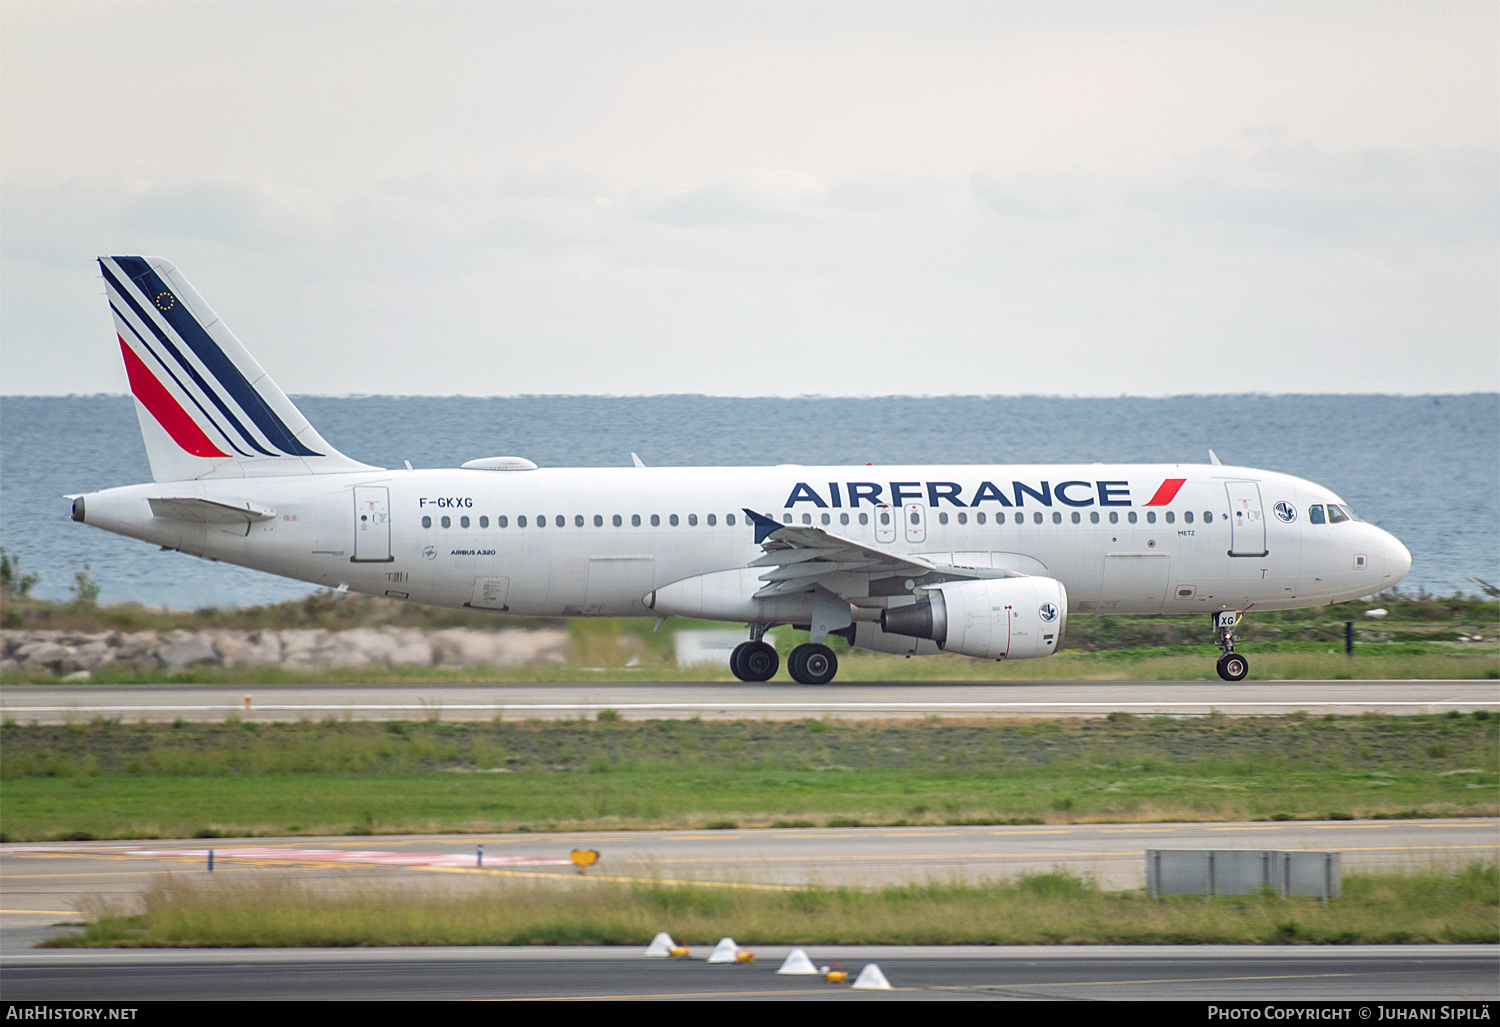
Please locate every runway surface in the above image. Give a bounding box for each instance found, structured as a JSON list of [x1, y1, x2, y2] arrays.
[[3, 679, 1496, 723], [3, 945, 1496, 1000], [4, 820, 1494, 929]]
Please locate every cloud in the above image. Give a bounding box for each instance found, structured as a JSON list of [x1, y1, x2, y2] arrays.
[[643, 169, 823, 228], [1139, 138, 1499, 244]]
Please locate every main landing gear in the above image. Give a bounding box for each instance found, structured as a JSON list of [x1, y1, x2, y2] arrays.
[[1213, 611, 1249, 681], [729, 625, 840, 684]]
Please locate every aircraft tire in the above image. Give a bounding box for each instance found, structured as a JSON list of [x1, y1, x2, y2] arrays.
[[740, 641, 779, 682], [729, 642, 753, 682], [1216, 653, 1249, 681], [788, 643, 838, 685]]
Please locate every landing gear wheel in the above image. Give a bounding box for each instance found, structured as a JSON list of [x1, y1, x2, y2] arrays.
[[738, 641, 779, 682], [729, 642, 752, 682], [788, 643, 838, 685], [1217, 653, 1249, 681]]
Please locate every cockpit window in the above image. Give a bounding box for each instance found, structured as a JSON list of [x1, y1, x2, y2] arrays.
[[1326, 504, 1349, 524], [1309, 505, 1325, 525]]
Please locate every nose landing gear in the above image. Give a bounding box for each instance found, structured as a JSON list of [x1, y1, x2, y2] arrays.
[[1213, 611, 1249, 681]]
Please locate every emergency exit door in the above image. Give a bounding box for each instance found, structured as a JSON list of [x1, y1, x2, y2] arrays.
[[352, 486, 393, 562]]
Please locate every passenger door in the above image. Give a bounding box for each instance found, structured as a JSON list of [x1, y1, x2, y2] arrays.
[[352, 486, 393, 562], [1225, 482, 1268, 557]]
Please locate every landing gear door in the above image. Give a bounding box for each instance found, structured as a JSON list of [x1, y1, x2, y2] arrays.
[[1225, 482, 1268, 557], [352, 486, 393, 562]]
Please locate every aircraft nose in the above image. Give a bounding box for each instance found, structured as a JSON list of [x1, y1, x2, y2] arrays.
[[1384, 531, 1412, 587]]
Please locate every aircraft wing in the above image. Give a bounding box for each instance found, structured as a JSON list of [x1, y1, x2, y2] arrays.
[[741, 508, 1020, 600]]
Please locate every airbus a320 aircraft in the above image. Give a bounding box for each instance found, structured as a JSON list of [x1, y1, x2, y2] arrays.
[[71, 257, 1412, 683]]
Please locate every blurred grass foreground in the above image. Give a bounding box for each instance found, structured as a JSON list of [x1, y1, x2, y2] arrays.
[[55, 864, 1499, 948]]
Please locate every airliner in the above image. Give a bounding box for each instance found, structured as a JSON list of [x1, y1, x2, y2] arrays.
[[70, 257, 1412, 684]]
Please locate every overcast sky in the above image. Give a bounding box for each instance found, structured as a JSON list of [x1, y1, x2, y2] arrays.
[[2, 1, 1495, 397]]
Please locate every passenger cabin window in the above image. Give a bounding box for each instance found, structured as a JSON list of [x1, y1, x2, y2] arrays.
[[441, 516, 451, 528], [783, 514, 793, 524], [706, 514, 716, 526], [669, 514, 679, 527], [802, 513, 812, 524], [858, 513, 868, 525], [1184, 512, 1193, 524], [839, 513, 849, 526], [1145, 512, 1156, 524], [479, 516, 489, 528], [1203, 511, 1212, 523], [1033, 512, 1043, 524], [460, 516, 470, 528], [1127, 512, 1137, 524], [1164, 512, 1174, 524], [498, 516, 508, 528], [631, 515, 641, 527], [688, 514, 697, 526], [422, 515, 432, 528], [821, 513, 830, 525], [1109, 511, 1118, 524], [1051, 512, 1062, 524], [536, 515, 545, 528], [1090, 512, 1099, 524], [938, 512, 949, 525], [1327, 504, 1349, 524], [555, 515, 564, 528], [575, 515, 584, 527], [594, 515, 604, 527], [726, 514, 736, 526], [613, 514, 623, 527], [1070, 512, 1080, 524]]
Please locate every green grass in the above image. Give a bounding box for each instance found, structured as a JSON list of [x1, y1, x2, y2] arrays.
[[52, 865, 1500, 947], [3, 714, 1494, 840]]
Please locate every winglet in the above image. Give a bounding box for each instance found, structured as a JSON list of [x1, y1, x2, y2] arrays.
[[743, 508, 783, 545]]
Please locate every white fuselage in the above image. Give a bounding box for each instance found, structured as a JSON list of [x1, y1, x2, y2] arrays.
[[77, 461, 1411, 624]]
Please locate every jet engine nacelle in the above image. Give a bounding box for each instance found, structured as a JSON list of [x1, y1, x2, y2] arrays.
[[879, 576, 1067, 660]]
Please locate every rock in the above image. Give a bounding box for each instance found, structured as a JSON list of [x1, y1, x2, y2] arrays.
[[61, 670, 92, 682], [219, 631, 282, 668], [158, 632, 221, 670]]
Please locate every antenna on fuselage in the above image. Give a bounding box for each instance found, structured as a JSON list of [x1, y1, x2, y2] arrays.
[[631, 453, 646, 468], [1208, 449, 1222, 466]]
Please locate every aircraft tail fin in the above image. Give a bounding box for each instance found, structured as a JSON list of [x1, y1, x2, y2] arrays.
[[99, 256, 378, 482]]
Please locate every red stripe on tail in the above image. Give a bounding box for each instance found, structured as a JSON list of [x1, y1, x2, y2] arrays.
[[118, 336, 228, 458], [1143, 478, 1186, 506]]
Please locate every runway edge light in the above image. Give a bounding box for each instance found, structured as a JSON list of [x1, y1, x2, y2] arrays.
[[706, 937, 739, 963], [777, 949, 818, 975], [851, 964, 892, 990], [644, 932, 675, 957]]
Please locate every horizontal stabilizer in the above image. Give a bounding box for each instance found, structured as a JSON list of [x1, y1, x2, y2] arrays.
[[149, 497, 276, 524]]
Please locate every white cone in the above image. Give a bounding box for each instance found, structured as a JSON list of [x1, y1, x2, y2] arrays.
[[777, 948, 818, 975], [851, 963, 892, 990], [644, 931, 675, 957], [706, 937, 739, 963]]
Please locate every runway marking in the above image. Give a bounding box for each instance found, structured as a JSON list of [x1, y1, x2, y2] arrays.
[[3, 846, 576, 869], [932, 972, 1357, 990], [6, 700, 1497, 716], [505, 986, 917, 1000], [621, 850, 1142, 864]]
